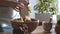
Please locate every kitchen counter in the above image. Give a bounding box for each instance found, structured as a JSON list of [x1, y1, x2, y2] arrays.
[[31, 26, 56, 34], [0, 26, 56, 34]]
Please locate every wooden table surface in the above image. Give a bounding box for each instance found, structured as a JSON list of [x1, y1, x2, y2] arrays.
[[0, 26, 56, 34]]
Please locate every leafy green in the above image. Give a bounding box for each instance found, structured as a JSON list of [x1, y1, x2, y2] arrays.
[[34, 0, 58, 15]]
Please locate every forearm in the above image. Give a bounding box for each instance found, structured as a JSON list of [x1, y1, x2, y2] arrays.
[[0, 0, 17, 8]]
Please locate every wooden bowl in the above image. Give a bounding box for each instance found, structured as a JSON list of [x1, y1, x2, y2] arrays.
[[11, 18, 39, 33]]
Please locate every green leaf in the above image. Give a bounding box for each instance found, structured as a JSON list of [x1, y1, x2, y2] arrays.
[[34, 0, 58, 14]]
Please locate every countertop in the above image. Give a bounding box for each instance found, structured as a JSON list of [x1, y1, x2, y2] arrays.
[[0, 26, 56, 34]]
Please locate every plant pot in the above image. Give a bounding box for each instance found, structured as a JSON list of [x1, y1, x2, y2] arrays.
[[11, 18, 39, 34], [55, 24, 60, 34], [42, 21, 52, 32], [35, 13, 51, 25]]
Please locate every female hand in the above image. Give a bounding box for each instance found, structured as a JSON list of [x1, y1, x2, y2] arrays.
[[14, 1, 29, 12], [14, 2, 25, 12]]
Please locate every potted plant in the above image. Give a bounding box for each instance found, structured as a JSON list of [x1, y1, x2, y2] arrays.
[[34, 0, 58, 22], [34, 0, 58, 32], [55, 19, 60, 34]]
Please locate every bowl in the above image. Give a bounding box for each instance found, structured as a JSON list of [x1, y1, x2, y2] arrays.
[[55, 24, 60, 34], [11, 18, 39, 33]]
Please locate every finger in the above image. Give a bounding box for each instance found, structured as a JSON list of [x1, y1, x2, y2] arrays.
[[20, 3, 25, 7], [17, 3, 25, 9], [15, 8, 20, 12], [15, 6, 22, 12]]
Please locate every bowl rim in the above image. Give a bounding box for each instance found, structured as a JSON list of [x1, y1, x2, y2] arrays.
[[11, 18, 39, 23]]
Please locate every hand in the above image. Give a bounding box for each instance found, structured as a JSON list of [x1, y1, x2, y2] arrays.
[[12, 2, 29, 12], [14, 2, 25, 12], [14, 0, 29, 12]]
